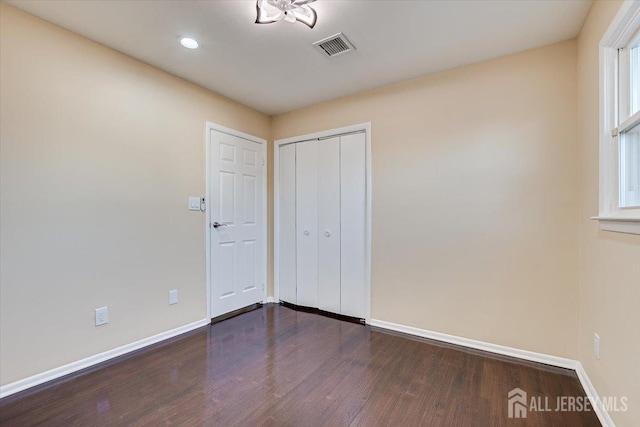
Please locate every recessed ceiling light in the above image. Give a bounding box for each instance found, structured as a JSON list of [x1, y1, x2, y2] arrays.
[[179, 37, 199, 49]]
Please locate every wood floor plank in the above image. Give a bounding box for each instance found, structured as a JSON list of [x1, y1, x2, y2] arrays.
[[0, 305, 601, 426]]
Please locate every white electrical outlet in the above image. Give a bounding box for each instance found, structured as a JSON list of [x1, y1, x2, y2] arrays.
[[594, 333, 600, 359], [169, 290, 178, 305], [95, 307, 109, 326]]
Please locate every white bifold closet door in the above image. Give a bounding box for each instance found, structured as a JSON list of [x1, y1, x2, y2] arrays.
[[317, 137, 341, 314], [278, 143, 297, 304], [295, 141, 319, 308], [278, 132, 366, 319], [339, 133, 366, 318]]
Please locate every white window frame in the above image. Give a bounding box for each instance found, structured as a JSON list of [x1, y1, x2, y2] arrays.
[[595, 0, 640, 234]]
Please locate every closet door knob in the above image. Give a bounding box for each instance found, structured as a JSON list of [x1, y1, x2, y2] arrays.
[[304, 230, 310, 236], [325, 231, 331, 237]]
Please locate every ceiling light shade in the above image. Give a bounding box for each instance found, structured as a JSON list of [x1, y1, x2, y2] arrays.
[[179, 37, 199, 49], [255, 0, 317, 28]]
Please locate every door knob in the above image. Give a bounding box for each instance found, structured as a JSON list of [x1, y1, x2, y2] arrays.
[[212, 222, 227, 229], [325, 231, 331, 237], [304, 230, 310, 236]]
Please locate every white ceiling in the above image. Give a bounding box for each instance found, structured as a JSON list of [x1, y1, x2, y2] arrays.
[[8, 0, 592, 115]]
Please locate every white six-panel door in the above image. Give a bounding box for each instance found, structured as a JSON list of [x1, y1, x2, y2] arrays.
[[277, 132, 367, 319], [210, 129, 264, 318]]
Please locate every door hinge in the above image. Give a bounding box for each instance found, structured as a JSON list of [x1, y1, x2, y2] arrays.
[[262, 157, 265, 166], [611, 128, 619, 137]]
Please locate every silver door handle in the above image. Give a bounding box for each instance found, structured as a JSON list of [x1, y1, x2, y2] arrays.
[[212, 222, 227, 229], [325, 231, 331, 237]]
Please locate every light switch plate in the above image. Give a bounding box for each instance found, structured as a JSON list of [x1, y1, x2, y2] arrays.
[[169, 290, 178, 305], [188, 197, 200, 211]]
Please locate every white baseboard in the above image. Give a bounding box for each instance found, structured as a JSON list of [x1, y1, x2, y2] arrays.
[[265, 297, 277, 303], [369, 318, 614, 426], [0, 318, 209, 399], [575, 362, 616, 427], [369, 319, 578, 369]]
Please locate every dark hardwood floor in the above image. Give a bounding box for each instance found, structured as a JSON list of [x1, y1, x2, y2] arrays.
[[0, 305, 600, 426]]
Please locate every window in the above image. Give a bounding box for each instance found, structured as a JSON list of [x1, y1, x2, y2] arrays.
[[597, 1, 640, 234], [618, 35, 640, 208], [620, 120, 639, 208]]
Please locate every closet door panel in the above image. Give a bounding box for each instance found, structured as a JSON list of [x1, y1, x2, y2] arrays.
[[318, 137, 341, 314], [340, 133, 367, 318], [278, 144, 297, 304], [296, 140, 319, 308]]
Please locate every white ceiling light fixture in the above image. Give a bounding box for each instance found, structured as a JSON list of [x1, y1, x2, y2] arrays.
[[179, 37, 199, 49], [255, 0, 318, 29]]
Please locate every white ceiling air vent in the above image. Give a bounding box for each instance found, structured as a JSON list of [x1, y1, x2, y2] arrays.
[[313, 33, 355, 58]]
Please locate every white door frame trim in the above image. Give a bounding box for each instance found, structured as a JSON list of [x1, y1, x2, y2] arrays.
[[205, 122, 268, 320], [274, 122, 372, 323]]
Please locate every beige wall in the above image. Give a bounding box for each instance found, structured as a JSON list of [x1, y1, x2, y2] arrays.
[[273, 40, 580, 358], [577, 1, 640, 425], [0, 3, 270, 385], [4, 2, 638, 416]]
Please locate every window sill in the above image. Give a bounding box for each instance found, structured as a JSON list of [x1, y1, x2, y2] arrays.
[[591, 217, 640, 235]]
